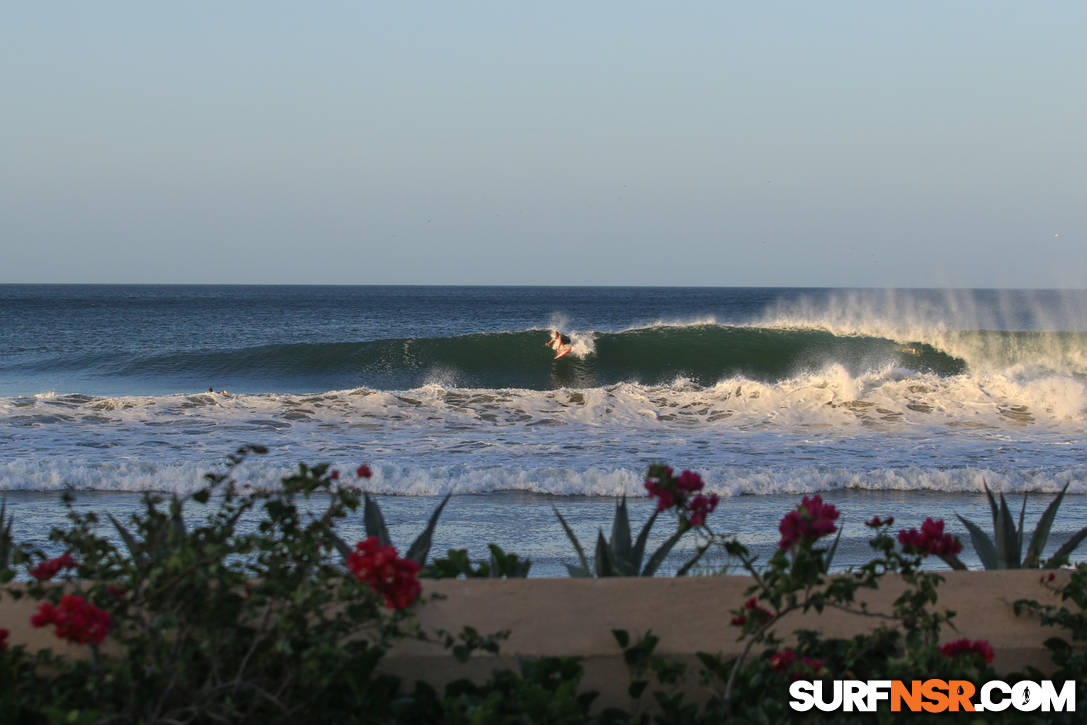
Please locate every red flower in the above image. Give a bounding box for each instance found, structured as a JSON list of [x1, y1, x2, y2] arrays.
[[330, 469, 340, 480], [865, 515, 894, 528], [30, 553, 78, 581], [898, 518, 962, 557], [675, 470, 704, 493], [940, 638, 994, 664], [356, 465, 372, 478], [778, 496, 839, 550], [31, 595, 112, 645], [347, 537, 421, 610], [0, 628, 8, 652], [769, 649, 823, 680], [645, 465, 712, 515], [731, 596, 775, 628], [105, 585, 127, 600], [686, 493, 719, 526], [770, 649, 797, 671]]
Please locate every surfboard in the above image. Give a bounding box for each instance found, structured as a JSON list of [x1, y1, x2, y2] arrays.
[[554, 346, 572, 360]]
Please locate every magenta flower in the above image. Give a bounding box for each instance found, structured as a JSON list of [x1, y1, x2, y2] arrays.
[[898, 518, 962, 557], [940, 638, 994, 664], [778, 495, 839, 550]]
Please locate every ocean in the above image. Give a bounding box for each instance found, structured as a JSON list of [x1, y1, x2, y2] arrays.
[[2, 285, 1086, 575]]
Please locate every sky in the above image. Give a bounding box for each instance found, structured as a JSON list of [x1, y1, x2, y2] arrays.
[[3, 2, 1085, 287]]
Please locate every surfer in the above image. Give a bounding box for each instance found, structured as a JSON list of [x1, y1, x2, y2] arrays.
[[546, 330, 573, 359]]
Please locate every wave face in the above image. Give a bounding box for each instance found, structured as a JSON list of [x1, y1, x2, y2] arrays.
[[14, 325, 974, 391], [2, 285, 1085, 497]]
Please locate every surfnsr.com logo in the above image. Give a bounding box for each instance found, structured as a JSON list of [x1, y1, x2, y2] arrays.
[[789, 679, 1076, 713]]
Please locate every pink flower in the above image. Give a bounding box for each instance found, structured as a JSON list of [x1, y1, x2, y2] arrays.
[[356, 465, 372, 478], [347, 537, 422, 610], [770, 649, 797, 671], [0, 628, 8, 652], [865, 515, 894, 528], [31, 595, 112, 645], [898, 518, 962, 557], [330, 469, 340, 480], [675, 470, 704, 493], [940, 638, 994, 664], [731, 596, 774, 628], [686, 493, 719, 526], [778, 496, 839, 550], [644, 465, 713, 515], [30, 553, 78, 581]]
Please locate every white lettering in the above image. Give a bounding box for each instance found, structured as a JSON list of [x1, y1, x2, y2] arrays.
[[789, 680, 816, 712], [981, 681, 1011, 712]]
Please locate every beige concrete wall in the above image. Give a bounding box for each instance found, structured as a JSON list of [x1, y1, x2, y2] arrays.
[[2, 571, 1070, 708], [382, 572, 1070, 708]]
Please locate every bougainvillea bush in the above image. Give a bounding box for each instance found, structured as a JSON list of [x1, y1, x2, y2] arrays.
[[0, 447, 469, 724], [0, 455, 1083, 724]]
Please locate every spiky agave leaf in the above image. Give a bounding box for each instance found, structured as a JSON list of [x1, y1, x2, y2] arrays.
[[610, 497, 633, 575], [630, 509, 660, 574], [957, 514, 1000, 569], [594, 529, 615, 577], [405, 493, 452, 565], [108, 512, 149, 568], [554, 507, 591, 577], [641, 527, 685, 577], [1025, 483, 1070, 568], [363, 493, 392, 547], [1046, 526, 1087, 568], [994, 492, 1020, 568]]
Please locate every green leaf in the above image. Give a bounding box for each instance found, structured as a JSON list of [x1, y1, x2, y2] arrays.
[[554, 507, 591, 576], [1046, 525, 1087, 568], [957, 514, 999, 569], [612, 629, 629, 648], [631, 508, 659, 573], [321, 522, 353, 560], [610, 496, 633, 575], [363, 494, 392, 547], [594, 529, 615, 577], [939, 553, 969, 570], [822, 526, 843, 574], [995, 492, 1021, 567], [1025, 483, 1069, 568], [405, 493, 451, 565], [107, 513, 147, 567], [676, 542, 709, 577], [983, 480, 999, 531], [642, 527, 684, 577]]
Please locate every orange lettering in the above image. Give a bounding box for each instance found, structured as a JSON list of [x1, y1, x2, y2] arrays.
[[922, 679, 949, 713], [891, 680, 923, 712], [947, 680, 975, 712]]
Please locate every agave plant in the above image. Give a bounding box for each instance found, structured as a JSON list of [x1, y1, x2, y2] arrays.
[[950, 482, 1087, 570], [554, 496, 703, 577], [326, 492, 451, 567]]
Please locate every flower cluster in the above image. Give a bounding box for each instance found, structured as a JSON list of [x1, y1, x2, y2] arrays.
[[0, 628, 8, 652], [643, 466, 719, 525], [30, 553, 78, 581], [898, 518, 962, 557], [940, 638, 994, 664], [346, 537, 421, 610], [730, 596, 775, 628], [331, 464, 373, 481], [769, 649, 824, 680], [778, 495, 839, 550], [865, 515, 894, 528], [30, 595, 113, 646]]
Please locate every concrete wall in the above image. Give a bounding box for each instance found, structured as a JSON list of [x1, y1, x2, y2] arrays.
[[2, 571, 1070, 708]]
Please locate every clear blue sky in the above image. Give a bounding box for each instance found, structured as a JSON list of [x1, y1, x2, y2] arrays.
[[3, 2, 1085, 286]]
